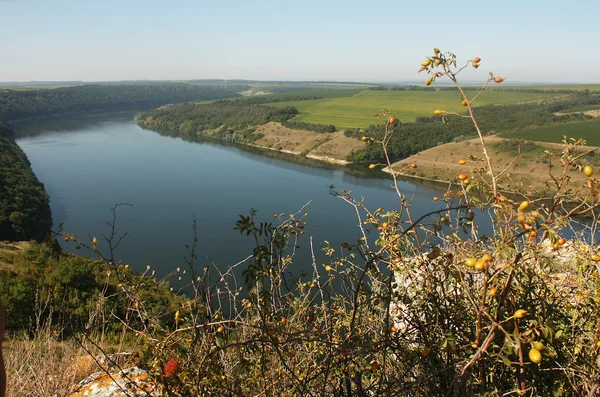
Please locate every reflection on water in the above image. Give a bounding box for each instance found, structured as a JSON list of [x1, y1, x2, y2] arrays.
[[9, 111, 138, 138]]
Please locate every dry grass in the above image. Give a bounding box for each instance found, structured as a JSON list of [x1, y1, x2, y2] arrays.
[[251, 122, 364, 164], [389, 136, 596, 194], [4, 328, 85, 396]]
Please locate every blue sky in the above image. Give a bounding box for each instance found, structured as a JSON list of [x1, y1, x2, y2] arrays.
[[1, 0, 598, 83]]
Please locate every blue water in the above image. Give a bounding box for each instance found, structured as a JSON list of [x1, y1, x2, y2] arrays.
[[15, 114, 448, 279]]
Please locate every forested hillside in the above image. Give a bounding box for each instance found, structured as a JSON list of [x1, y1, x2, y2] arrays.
[[136, 101, 299, 138], [0, 120, 52, 241], [0, 83, 239, 121]]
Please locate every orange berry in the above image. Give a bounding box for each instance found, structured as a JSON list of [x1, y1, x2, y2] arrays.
[[433, 196, 439, 201], [473, 57, 481, 63], [411, 163, 417, 169], [458, 159, 467, 165], [433, 109, 442, 116], [425, 79, 432, 86], [494, 77, 504, 83], [458, 173, 468, 181], [461, 100, 468, 106], [421, 60, 431, 67]]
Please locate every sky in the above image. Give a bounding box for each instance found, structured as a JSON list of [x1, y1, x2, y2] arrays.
[[1, 0, 599, 83]]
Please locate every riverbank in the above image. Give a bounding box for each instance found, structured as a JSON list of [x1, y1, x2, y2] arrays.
[[138, 118, 365, 166]]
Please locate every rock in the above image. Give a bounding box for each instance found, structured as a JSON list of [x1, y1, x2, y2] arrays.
[[69, 352, 140, 383], [70, 366, 164, 397]]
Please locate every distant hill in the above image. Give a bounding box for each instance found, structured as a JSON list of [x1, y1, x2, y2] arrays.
[[0, 83, 240, 122]]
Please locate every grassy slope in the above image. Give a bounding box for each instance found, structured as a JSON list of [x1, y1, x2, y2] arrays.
[[269, 90, 560, 129], [250, 122, 365, 163], [388, 136, 599, 194], [499, 119, 600, 146]]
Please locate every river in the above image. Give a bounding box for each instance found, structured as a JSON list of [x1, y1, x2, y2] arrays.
[[14, 113, 448, 280]]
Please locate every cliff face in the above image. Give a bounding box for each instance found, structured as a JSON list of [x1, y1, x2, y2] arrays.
[[0, 120, 52, 241]]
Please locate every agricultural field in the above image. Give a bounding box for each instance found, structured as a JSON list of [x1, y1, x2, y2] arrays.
[[269, 89, 562, 129], [515, 84, 600, 91], [499, 119, 600, 146], [243, 81, 374, 94]]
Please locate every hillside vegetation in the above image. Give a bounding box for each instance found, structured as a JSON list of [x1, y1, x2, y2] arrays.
[[0, 83, 239, 122], [0, 121, 52, 241], [136, 100, 300, 142], [0, 240, 181, 334]]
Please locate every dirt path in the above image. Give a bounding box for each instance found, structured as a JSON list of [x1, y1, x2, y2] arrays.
[[352, 90, 367, 97], [555, 109, 600, 117]]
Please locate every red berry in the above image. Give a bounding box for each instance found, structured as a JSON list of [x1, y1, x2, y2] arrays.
[[164, 359, 179, 377]]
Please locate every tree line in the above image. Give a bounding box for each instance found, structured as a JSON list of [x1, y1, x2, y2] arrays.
[[0, 83, 239, 121]]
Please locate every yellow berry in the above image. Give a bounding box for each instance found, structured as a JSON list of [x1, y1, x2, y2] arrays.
[[514, 309, 528, 319]]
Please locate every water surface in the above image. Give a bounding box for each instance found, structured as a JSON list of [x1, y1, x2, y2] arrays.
[[15, 114, 447, 279]]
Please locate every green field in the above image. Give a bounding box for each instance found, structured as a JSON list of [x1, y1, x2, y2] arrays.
[[514, 84, 600, 91], [269, 90, 560, 129], [499, 119, 600, 146]]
